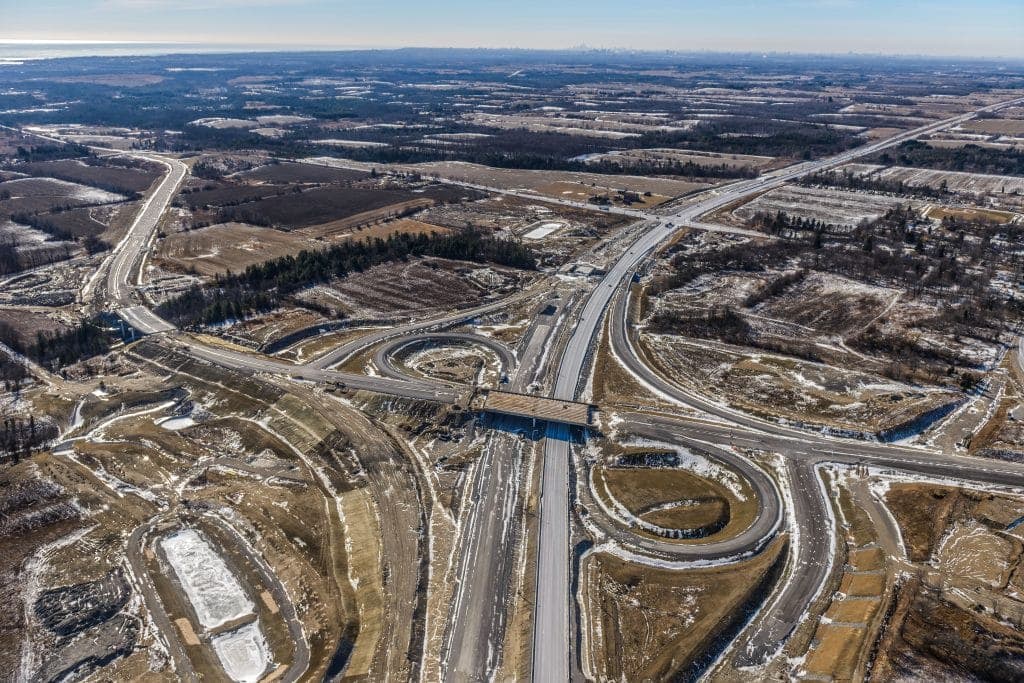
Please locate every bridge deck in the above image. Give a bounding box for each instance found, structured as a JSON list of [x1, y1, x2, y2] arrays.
[[480, 389, 593, 427]]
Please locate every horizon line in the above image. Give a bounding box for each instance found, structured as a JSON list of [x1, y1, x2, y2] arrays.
[[1, 41, 1022, 63]]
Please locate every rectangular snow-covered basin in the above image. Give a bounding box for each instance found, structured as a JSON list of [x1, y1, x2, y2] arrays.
[[212, 622, 272, 682], [523, 222, 563, 240], [160, 528, 255, 630]]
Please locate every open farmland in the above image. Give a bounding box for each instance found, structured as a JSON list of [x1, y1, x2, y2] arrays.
[[155, 221, 324, 277], [234, 161, 369, 184], [191, 184, 469, 230], [409, 160, 710, 199], [962, 117, 1024, 136], [11, 157, 160, 194], [155, 217, 453, 278]]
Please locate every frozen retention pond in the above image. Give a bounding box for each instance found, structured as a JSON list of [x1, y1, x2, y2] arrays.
[[160, 528, 272, 681], [524, 222, 563, 240], [213, 622, 272, 683]]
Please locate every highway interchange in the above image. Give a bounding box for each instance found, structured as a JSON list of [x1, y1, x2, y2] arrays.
[[49, 92, 1024, 680]]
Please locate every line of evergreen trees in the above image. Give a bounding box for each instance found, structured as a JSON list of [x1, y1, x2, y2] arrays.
[[874, 140, 1024, 178], [2, 416, 39, 463], [0, 318, 114, 372], [30, 319, 115, 370], [797, 170, 950, 199], [14, 144, 91, 162], [157, 228, 537, 328]]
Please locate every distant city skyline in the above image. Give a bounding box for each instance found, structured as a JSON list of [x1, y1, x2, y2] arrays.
[[1, 0, 1022, 60]]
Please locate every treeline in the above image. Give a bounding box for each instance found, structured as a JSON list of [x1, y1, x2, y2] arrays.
[[748, 210, 845, 237], [652, 240, 803, 295], [649, 307, 752, 343], [1, 416, 41, 463], [0, 322, 29, 390], [582, 158, 758, 180], [30, 319, 114, 369], [14, 144, 91, 162], [0, 318, 114, 371], [874, 140, 1024, 178], [157, 228, 537, 327], [743, 270, 807, 308], [797, 170, 950, 199], [0, 235, 74, 276]]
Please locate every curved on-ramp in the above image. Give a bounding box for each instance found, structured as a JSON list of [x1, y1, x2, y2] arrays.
[[372, 332, 516, 383], [580, 434, 783, 563]]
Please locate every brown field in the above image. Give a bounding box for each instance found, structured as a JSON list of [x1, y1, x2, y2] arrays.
[[884, 484, 959, 562], [595, 464, 758, 542], [848, 546, 885, 571], [925, 205, 1017, 223], [15, 158, 160, 194], [839, 572, 886, 597], [825, 598, 879, 623], [533, 180, 671, 207], [0, 308, 67, 344], [962, 118, 1024, 136], [157, 216, 452, 278], [156, 222, 321, 276], [296, 202, 441, 239], [410, 160, 710, 199], [235, 161, 368, 184], [864, 126, 906, 140], [20, 204, 120, 239], [582, 539, 786, 681], [177, 182, 287, 209], [802, 625, 867, 678]]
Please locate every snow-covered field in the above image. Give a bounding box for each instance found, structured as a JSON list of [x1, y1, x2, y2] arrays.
[[314, 138, 389, 148], [523, 222, 564, 240], [3, 176, 125, 204], [212, 622, 272, 683], [160, 528, 255, 629], [733, 184, 914, 227], [839, 163, 1024, 195]]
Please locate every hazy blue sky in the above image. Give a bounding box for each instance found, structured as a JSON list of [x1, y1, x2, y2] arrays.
[[2, 0, 1022, 58]]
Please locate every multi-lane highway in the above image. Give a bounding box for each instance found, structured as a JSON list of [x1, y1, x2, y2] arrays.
[[80, 155, 188, 310], [530, 94, 1024, 682], [47, 92, 1024, 682]]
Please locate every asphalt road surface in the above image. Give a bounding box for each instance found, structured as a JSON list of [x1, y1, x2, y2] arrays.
[[373, 332, 516, 383], [442, 300, 560, 681], [94, 155, 188, 309]]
